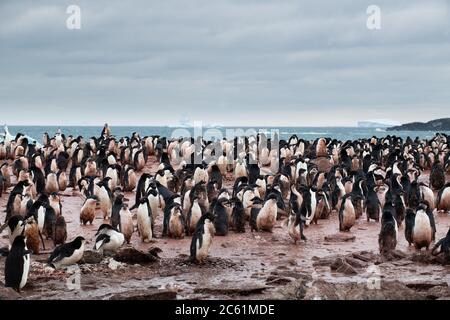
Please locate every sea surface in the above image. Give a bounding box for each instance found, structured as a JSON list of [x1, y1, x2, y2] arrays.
[[2, 125, 450, 144]]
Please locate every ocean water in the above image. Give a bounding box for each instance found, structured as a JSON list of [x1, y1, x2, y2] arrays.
[[3, 125, 450, 144]]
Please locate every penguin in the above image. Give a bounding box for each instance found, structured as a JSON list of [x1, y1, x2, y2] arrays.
[[111, 193, 125, 229], [119, 203, 134, 244], [287, 210, 307, 245], [436, 182, 450, 213], [429, 160, 445, 190], [19, 193, 33, 218], [57, 170, 68, 192], [97, 180, 113, 220], [42, 204, 57, 240], [365, 186, 381, 222], [123, 166, 137, 192], [6, 216, 26, 249], [94, 224, 125, 253], [378, 202, 398, 255], [432, 227, 450, 263], [80, 196, 97, 225], [213, 197, 230, 236], [190, 211, 216, 264], [230, 197, 245, 233], [49, 193, 62, 217], [48, 236, 85, 269], [136, 197, 153, 243], [24, 217, 41, 255], [339, 194, 356, 232], [4, 235, 31, 292], [5, 180, 30, 222], [252, 193, 278, 232], [163, 202, 185, 239], [412, 203, 434, 250], [404, 208, 415, 246], [45, 171, 59, 194], [187, 197, 205, 235], [53, 214, 67, 247], [316, 138, 328, 157]]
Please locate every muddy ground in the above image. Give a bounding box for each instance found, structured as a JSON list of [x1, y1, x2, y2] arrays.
[[0, 157, 449, 300]]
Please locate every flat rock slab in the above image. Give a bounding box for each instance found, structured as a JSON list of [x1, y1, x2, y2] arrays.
[[324, 233, 356, 243], [113, 246, 161, 264], [0, 284, 22, 300], [109, 289, 177, 300], [194, 284, 269, 296]]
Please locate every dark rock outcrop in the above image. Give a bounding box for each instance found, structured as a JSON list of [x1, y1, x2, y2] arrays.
[[387, 118, 450, 131]]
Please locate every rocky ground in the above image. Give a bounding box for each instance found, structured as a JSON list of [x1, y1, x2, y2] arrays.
[[0, 157, 449, 300]]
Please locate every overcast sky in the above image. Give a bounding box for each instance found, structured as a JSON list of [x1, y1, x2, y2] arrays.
[[1, 0, 449, 126]]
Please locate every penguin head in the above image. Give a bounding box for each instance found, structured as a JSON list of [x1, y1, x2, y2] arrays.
[[73, 236, 85, 248], [8, 216, 24, 233]]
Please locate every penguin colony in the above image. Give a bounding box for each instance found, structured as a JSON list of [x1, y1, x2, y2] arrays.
[[0, 125, 450, 292]]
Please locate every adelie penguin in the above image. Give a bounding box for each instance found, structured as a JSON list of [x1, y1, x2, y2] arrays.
[[163, 203, 185, 239], [339, 194, 356, 232], [48, 236, 85, 269], [250, 193, 278, 232], [432, 227, 450, 264], [4, 235, 31, 292], [436, 182, 450, 213], [119, 203, 134, 244], [378, 201, 398, 255], [80, 196, 98, 225], [53, 214, 67, 247], [136, 197, 153, 243], [230, 197, 245, 233], [404, 208, 415, 246], [429, 160, 445, 191], [212, 197, 230, 236], [412, 203, 435, 250], [94, 224, 125, 253], [190, 211, 216, 264]]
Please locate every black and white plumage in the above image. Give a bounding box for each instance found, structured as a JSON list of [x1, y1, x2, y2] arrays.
[[378, 202, 398, 255], [4, 235, 31, 292], [190, 212, 216, 263], [48, 236, 85, 269], [94, 224, 124, 253]]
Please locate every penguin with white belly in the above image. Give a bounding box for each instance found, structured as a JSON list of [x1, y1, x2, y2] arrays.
[[94, 224, 125, 253], [339, 194, 356, 232], [190, 211, 216, 264], [48, 236, 85, 269], [119, 203, 134, 244], [4, 235, 31, 292], [136, 197, 153, 243], [412, 202, 435, 250]]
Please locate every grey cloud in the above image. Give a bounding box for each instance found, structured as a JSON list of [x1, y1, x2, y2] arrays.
[[0, 0, 449, 126]]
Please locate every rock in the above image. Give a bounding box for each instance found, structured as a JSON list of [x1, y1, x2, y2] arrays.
[[345, 257, 368, 269], [425, 286, 450, 300], [108, 258, 125, 270], [82, 250, 103, 264], [109, 289, 177, 300], [0, 285, 22, 300], [194, 284, 269, 296], [265, 276, 293, 286], [405, 280, 448, 291], [277, 279, 425, 300], [330, 258, 358, 275], [113, 246, 161, 264], [312, 255, 341, 267], [270, 270, 313, 282], [352, 251, 378, 262], [324, 233, 356, 243]]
